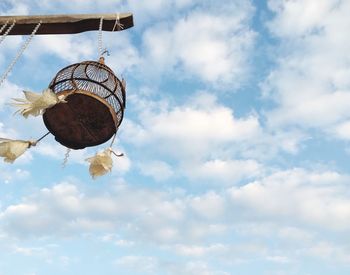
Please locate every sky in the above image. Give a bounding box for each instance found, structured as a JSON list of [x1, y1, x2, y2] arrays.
[[0, 0, 350, 274]]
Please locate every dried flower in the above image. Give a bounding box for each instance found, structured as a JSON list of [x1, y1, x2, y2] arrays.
[[0, 138, 34, 163], [11, 88, 67, 118], [86, 148, 113, 179]]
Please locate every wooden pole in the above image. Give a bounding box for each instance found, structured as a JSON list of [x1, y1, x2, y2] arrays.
[[0, 13, 133, 35]]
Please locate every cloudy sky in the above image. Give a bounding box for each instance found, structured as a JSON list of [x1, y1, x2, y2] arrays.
[[1, 0, 350, 274]]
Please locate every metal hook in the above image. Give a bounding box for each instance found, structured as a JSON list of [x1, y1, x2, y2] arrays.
[[101, 49, 110, 57]]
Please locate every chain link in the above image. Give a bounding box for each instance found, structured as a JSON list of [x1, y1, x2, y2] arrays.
[[0, 20, 9, 35], [0, 21, 42, 87], [62, 148, 71, 168], [0, 20, 16, 46], [98, 17, 104, 57]]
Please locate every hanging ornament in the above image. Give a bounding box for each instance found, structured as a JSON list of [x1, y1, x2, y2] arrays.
[[0, 14, 133, 177], [11, 89, 67, 118], [86, 148, 113, 179], [0, 138, 35, 163], [0, 132, 50, 163], [86, 147, 124, 179]]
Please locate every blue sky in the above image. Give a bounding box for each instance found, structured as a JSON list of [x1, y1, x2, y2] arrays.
[[1, 0, 350, 274]]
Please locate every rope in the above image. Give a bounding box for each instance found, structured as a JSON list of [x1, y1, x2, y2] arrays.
[[28, 131, 50, 147], [0, 20, 9, 35], [112, 14, 124, 31], [0, 20, 16, 45], [109, 133, 117, 147], [109, 134, 124, 157], [0, 21, 41, 87]]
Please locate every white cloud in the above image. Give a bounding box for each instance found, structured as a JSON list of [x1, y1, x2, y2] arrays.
[[138, 160, 174, 181], [333, 121, 350, 140], [1, 168, 350, 267], [300, 241, 350, 264], [122, 91, 306, 180], [0, 182, 186, 239], [230, 168, 350, 231], [267, 0, 339, 37], [111, 153, 131, 174], [266, 255, 290, 264], [122, 92, 261, 159], [13, 245, 48, 257], [115, 239, 135, 247], [189, 191, 225, 219], [1, 0, 123, 14], [0, 81, 22, 110], [170, 261, 230, 275], [115, 255, 158, 274], [264, 0, 350, 134], [0, 1, 29, 15], [174, 243, 228, 257], [104, 33, 140, 73], [186, 159, 262, 184], [0, 167, 30, 184], [3, 168, 348, 240], [277, 227, 314, 243], [0, 122, 18, 139], [115, 255, 230, 275], [28, 35, 95, 63], [140, 3, 255, 86]]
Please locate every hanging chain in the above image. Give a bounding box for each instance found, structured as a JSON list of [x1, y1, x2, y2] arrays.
[[0, 20, 9, 35], [98, 17, 104, 57], [0, 21, 42, 87], [62, 148, 71, 168], [0, 20, 16, 45]]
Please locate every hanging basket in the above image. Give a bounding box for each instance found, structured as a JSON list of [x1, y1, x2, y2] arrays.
[[43, 59, 126, 149]]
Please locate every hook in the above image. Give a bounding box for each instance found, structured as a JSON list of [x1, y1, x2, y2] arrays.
[[101, 49, 110, 57]]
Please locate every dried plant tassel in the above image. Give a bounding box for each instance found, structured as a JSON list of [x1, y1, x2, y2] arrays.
[[0, 138, 34, 163], [86, 148, 113, 179], [11, 88, 67, 118]]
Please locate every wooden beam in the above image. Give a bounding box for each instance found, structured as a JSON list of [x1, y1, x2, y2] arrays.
[[0, 13, 134, 35]]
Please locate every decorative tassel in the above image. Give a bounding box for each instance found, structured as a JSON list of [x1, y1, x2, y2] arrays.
[[0, 138, 36, 163], [86, 148, 124, 179], [11, 88, 67, 118], [86, 148, 113, 179]]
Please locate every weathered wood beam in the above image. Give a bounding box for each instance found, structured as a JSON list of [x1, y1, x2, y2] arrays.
[[0, 13, 133, 35]]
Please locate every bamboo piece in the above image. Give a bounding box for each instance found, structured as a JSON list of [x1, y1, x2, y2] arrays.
[[0, 13, 133, 35]]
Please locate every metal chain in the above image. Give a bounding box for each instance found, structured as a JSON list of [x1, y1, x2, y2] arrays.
[[62, 148, 71, 168], [0, 20, 16, 45], [98, 17, 104, 57], [0, 20, 9, 35], [0, 21, 42, 87]]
